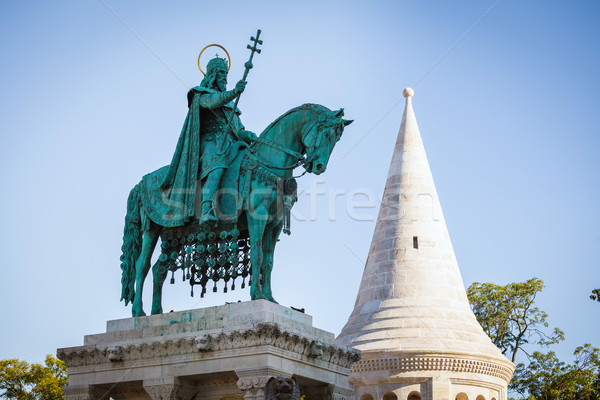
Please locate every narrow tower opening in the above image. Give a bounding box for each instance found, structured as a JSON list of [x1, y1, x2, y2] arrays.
[[413, 236, 418, 249]]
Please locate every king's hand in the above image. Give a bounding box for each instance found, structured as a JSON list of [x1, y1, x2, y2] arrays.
[[234, 80, 247, 95], [239, 130, 258, 143]]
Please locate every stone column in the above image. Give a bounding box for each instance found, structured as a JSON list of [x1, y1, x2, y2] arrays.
[[430, 376, 451, 400], [143, 377, 196, 400], [236, 368, 289, 400], [62, 385, 101, 400], [304, 384, 354, 400], [328, 385, 354, 400]]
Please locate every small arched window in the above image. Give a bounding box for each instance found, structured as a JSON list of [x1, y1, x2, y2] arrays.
[[476, 395, 485, 400], [360, 394, 374, 400], [407, 391, 422, 400], [383, 393, 398, 400], [456, 393, 468, 400]]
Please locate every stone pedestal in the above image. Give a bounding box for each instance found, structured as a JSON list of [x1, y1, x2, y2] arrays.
[[58, 300, 359, 400]]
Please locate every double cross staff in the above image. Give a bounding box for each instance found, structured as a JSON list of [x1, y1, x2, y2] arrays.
[[233, 29, 262, 112], [219, 29, 262, 155]]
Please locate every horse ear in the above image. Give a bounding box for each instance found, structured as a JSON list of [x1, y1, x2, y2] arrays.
[[343, 119, 353, 126], [334, 108, 345, 117]]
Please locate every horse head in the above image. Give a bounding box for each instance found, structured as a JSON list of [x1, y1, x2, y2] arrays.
[[303, 108, 353, 174]]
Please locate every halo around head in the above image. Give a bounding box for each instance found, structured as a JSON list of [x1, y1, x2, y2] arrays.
[[198, 44, 231, 76]]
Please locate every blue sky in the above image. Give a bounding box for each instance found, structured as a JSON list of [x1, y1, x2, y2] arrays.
[[0, 0, 598, 369]]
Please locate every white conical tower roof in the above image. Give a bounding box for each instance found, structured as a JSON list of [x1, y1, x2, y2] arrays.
[[337, 89, 513, 400]]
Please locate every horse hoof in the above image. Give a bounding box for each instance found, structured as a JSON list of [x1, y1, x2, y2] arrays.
[[151, 307, 163, 315], [263, 291, 277, 303], [132, 309, 146, 317], [264, 293, 278, 303], [250, 289, 266, 300]]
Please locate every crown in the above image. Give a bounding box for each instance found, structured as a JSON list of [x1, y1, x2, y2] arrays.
[[206, 57, 229, 73]]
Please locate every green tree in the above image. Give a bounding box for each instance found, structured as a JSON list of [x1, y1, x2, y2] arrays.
[[467, 277, 565, 363], [0, 355, 68, 400], [591, 289, 600, 303], [510, 344, 600, 400]]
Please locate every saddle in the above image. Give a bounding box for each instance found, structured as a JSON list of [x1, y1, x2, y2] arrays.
[[138, 148, 297, 298]]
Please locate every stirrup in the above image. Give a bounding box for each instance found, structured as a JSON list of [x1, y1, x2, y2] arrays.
[[199, 201, 218, 226]]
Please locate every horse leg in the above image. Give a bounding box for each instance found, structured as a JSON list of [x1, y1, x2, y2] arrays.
[[247, 189, 274, 300], [247, 213, 268, 300], [151, 260, 167, 315], [131, 227, 160, 317], [261, 220, 283, 303]]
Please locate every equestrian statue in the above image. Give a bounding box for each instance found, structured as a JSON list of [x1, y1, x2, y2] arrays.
[[119, 31, 353, 317]]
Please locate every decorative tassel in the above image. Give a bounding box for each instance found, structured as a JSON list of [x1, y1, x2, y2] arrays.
[[165, 225, 254, 301], [283, 194, 293, 235], [283, 207, 291, 235]]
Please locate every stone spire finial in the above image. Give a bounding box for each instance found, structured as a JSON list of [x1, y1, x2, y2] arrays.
[[336, 89, 514, 400]]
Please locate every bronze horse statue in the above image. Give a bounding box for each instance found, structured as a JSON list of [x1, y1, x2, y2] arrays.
[[120, 104, 352, 316]]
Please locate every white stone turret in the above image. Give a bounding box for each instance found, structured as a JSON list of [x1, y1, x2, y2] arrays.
[[337, 89, 514, 400]]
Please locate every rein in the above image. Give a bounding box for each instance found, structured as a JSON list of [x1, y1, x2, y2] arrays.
[[247, 115, 322, 172], [250, 136, 306, 170]]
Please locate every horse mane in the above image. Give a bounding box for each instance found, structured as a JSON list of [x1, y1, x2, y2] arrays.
[[259, 103, 331, 137]]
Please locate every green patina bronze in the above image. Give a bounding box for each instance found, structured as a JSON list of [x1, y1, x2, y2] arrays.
[[119, 30, 353, 317]]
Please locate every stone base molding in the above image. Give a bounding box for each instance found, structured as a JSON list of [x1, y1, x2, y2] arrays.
[[58, 323, 358, 371]]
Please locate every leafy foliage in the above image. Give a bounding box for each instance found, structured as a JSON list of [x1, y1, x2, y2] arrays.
[[467, 277, 565, 363], [0, 355, 68, 400], [591, 289, 600, 303], [510, 344, 600, 400]]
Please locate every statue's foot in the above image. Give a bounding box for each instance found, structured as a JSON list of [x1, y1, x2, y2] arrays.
[[199, 213, 218, 226]]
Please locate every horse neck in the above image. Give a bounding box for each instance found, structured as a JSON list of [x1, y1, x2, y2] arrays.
[[256, 108, 314, 175]]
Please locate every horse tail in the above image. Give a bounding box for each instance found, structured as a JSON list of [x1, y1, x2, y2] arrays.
[[120, 184, 142, 306]]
